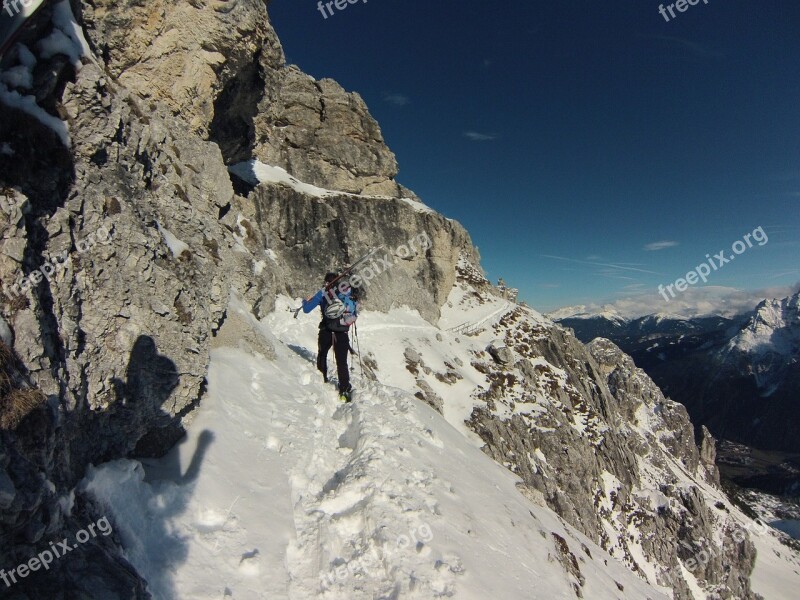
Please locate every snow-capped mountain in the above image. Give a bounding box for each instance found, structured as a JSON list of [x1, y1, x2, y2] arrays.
[[724, 294, 800, 391], [555, 293, 800, 455], [1, 2, 799, 599]]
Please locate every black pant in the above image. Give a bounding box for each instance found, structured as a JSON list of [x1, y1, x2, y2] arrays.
[[317, 329, 350, 392]]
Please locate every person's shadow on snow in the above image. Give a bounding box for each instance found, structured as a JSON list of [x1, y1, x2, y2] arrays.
[[110, 335, 215, 599]]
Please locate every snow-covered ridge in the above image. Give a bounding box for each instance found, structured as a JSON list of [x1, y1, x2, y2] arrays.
[[81, 286, 800, 599], [83, 297, 668, 600]]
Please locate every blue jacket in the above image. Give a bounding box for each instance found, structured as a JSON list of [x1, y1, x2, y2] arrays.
[[303, 288, 358, 325]]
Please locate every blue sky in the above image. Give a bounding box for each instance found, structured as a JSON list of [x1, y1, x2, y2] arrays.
[[268, 0, 800, 313]]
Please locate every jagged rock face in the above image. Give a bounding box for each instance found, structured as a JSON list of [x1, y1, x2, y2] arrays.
[[83, 0, 400, 195], [245, 185, 476, 323], [468, 314, 758, 598], [82, 0, 284, 141], [252, 69, 401, 196]]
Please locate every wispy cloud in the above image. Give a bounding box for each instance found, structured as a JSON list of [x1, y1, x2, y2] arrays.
[[550, 284, 800, 321], [769, 269, 800, 279], [541, 254, 660, 275], [464, 131, 497, 142], [639, 34, 723, 59], [644, 240, 679, 251], [383, 93, 410, 107]]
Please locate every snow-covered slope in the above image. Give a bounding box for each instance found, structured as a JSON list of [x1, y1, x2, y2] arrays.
[[81, 279, 800, 599], [82, 298, 667, 599]]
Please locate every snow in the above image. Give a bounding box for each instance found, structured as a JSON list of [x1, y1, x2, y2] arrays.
[[82, 296, 668, 600], [549, 285, 800, 321], [400, 196, 436, 214], [653, 444, 800, 600], [0, 65, 33, 89], [0, 83, 70, 146], [438, 279, 529, 332], [729, 294, 799, 357], [52, 0, 92, 61], [16, 45, 37, 69], [156, 223, 190, 258], [71, 276, 800, 599], [37, 29, 83, 64], [269, 297, 489, 447], [750, 528, 800, 600], [228, 160, 340, 198], [0, 0, 90, 147], [36, 1, 92, 68]]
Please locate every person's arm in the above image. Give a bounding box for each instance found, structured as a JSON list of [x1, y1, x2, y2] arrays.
[[302, 290, 324, 314]]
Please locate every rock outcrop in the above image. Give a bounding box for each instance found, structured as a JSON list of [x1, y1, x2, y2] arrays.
[[467, 317, 758, 599]]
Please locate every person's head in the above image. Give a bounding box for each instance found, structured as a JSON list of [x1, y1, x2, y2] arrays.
[[324, 272, 338, 285]]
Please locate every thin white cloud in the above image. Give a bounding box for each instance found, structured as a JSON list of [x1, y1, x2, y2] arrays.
[[541, 254, 660, 275], [549, 284, 800, 321], [644, 240, 679, 251], [464, 131, 497, 142], [640, 34, 723, 58], [383, 93, 410, 107]]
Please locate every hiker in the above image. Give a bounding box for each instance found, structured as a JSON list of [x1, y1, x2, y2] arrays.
[[302, 272, 360, 401]]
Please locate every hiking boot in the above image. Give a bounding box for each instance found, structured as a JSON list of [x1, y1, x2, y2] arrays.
[[339, 384, 353, 403]]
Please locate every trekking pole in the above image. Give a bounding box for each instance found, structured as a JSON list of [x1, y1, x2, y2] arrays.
[[354, 321, 365, 379]]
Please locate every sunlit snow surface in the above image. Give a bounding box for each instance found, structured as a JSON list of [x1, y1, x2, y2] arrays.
[[82, 293, 800, 599], [84, 297, 668, 599]]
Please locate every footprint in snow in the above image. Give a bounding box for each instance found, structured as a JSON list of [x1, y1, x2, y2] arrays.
[[237, 549, 261, 576]]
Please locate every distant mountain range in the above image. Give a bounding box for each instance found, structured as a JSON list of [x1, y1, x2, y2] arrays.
[[554, 292, 800, 455]]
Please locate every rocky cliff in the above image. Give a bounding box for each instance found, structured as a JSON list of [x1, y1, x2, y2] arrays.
[[0, 1, 474, 595]]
